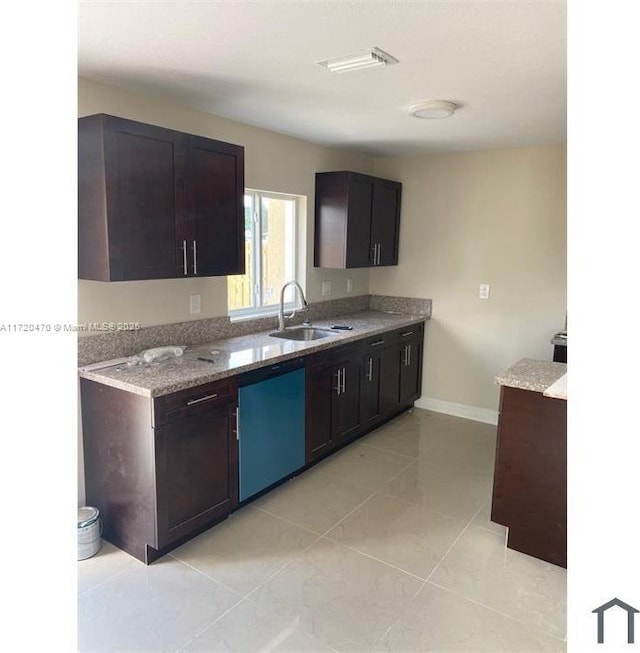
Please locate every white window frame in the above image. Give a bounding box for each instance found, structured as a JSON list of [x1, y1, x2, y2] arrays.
[[228, 189, 300, 320]]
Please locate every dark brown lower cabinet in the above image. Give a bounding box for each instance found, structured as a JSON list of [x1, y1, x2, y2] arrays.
[[362, 336, 399, 425], [398, 332, 423, 404], [81, 377, 238, 564], [305, 356, 336, 462], [81, 320, 426, 562], [491, 386, 567, 568], [155, 402, 237, 549], [306, 322, 425, 465], [333, 359, 361, 447], [306, 344, 362, 464], [361, 348, 383, 428]]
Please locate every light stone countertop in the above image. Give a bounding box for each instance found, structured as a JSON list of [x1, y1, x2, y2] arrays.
[[496, 358, 567, 400], [543, 373, 567, 400], [78, 311, 427, 398]]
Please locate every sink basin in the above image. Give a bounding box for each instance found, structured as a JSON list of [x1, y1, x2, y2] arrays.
[[269, 327, 335, 341]]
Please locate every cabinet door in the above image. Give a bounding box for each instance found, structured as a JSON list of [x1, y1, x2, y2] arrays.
[[360, 351, 382, 427], [399, 337, 423, 404], [491, 387, 567, 567], [83, 116, 180, 280], [306, 360, 335, 463], [333, 359, 361, 446], [183, 135, 245, 276], [154, 402, 237, 548], [345, 176, 374, 267], [379, 344, 402, 414], [371, 180, 401, 266], [314, 171, 401, 270], [360, 334, 391, 427]]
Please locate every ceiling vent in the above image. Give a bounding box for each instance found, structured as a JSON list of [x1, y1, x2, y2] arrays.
[[318, 47, 399, 74]]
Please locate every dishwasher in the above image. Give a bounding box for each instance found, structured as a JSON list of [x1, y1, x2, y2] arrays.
[[237, 358, 306, 502]]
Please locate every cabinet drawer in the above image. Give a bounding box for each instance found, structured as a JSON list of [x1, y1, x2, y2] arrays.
[[389, 323, 424, 344], [362, 333, 391, 350], [307, 342, 360, 366], [153, 377, 237, 426]]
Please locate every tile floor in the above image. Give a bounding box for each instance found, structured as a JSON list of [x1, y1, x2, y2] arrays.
[[78, 408, 567, 652]]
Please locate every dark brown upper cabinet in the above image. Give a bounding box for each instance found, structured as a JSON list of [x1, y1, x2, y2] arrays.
[[78, 114, 245, 281], [313, 171, 402, 269]]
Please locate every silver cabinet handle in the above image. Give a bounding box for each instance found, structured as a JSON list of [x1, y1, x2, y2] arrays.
[[182, 240, 188, 275], [231, 408, 239, 440], [401, 331, 415, 337], [341, 367, 346, 394], [193, 240, 198, 275], [335, 368, 342, 395], [403, 344, 412, 367], [376, 243, 381, 265], [370, 339, 385, 347], [371, 244, 376, 266], [367, 357, 373, 382], [186, 392, 218, 406]]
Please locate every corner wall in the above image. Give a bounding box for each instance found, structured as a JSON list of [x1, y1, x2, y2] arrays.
[[372, 144, 566, 419]]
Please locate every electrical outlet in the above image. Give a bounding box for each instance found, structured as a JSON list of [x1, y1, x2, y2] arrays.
[[479, 284, 490, 300], [190, 294, 201, 314], [322, 280, 332, 297], [347, 278, 353, 293]]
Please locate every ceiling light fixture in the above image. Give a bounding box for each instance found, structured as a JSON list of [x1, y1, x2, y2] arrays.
[[318, 47, 399, 74], [409, 100, 458, 119]]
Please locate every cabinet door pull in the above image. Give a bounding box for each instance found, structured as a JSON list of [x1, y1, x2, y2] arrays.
[[376, 243, 381, 265], [341, 367, 346, 394], [231, 407, 240, 440], [400, 330, 415, 337], [334, 368, 342, 395], [367, 357, 373, 382], [182, 240, 188, 275], [370, 339, 385, 347], [371, 244, 376, 266], [186, 392, 218, 406], [193, 240, 198, 275], [407, 344, 411, 366]]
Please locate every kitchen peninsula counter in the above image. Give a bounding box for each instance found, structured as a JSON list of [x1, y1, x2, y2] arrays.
[[496, 358, 567, 398], [492, 357, 567, 568]]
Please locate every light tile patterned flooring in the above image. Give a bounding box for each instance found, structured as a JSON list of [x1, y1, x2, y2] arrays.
[[78, 408, 567, 652]]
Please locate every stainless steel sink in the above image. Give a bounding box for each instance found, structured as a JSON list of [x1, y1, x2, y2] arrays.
[[269, 327, 336, 341]]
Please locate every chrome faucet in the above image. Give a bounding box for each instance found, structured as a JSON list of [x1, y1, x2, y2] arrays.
[[277, 281, 308, 331]]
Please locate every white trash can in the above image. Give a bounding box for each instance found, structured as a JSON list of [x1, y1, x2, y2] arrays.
[[78, 506, 101, 560]]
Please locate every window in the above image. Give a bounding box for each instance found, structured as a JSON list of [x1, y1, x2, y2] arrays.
[[227, 189, 300, 318]]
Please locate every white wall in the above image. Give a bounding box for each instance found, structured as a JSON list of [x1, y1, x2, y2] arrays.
[[372, 144, 567, 418], [78, 78, 373, 326]]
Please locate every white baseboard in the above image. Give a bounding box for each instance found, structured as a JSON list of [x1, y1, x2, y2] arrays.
[[415, 396, 499, 425]]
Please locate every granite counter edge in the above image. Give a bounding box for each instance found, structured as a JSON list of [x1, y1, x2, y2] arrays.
[[495, 358, 567, 398]]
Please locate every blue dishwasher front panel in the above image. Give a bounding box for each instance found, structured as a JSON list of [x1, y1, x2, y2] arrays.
[[238, 366, 306, 501]]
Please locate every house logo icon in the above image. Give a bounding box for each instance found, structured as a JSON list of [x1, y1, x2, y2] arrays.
[[592, 598, 640, 644]]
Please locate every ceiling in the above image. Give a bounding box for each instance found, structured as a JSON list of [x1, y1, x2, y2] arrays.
[[77, 1, 567, 157]]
